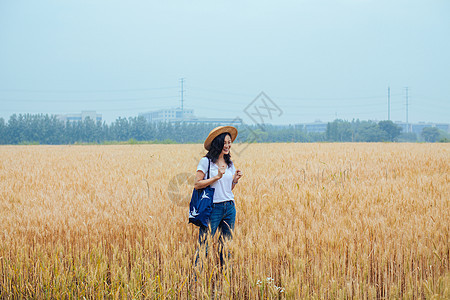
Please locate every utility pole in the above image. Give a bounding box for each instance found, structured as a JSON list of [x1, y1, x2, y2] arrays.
[[180, 78, 184, 122], [388, 86, 390, 121], [405, 86, 409, 133], [180, 78, 184, 114]]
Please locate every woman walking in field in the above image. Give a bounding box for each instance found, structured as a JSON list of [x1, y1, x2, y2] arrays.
[[194, 126, 243, 266]]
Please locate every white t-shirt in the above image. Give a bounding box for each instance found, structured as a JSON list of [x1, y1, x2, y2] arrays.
[[197, 157, 236, 203]]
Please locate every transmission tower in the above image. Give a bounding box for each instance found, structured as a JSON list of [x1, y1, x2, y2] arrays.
[[405, 86, 409, 133], [388, 86, 390, 121], [180, 78, 185, 116]]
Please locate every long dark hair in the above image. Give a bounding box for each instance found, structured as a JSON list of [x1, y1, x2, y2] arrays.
[[206, 132, 232, 167]]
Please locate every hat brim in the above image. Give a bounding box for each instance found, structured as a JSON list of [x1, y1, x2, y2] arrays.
[[204, 126, 238, 150]]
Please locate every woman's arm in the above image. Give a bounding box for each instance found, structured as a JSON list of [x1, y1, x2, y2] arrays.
[[231, 169, 243, 190], [194, 169, 224, 190]]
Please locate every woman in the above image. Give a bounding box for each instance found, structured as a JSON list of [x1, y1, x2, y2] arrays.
[[194, 126, 243, 265]]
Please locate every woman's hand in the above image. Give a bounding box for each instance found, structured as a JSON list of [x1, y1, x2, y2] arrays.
[[234, 169, 243, 183], [216, 165, 226, 179]]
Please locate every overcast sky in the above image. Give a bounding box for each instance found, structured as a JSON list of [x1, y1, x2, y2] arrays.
[[1, 0, 449, 124]]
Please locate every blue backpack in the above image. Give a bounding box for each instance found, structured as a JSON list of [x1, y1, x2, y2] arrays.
[[189, 159, 215, 227]]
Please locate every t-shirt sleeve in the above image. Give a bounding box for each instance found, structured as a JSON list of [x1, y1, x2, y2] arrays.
[[231, 162, 236, 175], [196, 157, 209, 175]]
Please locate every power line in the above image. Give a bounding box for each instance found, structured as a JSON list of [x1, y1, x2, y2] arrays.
[[189, 86, 254, 98], [275, 94, 403, 101], [279, 100, 404, 109], [0, 95, 178, 103], [189, 87, 404, 101], [0, 86, 179, 93]]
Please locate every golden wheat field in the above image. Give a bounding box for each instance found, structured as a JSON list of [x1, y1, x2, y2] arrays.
[[0, 143, 449, 299]]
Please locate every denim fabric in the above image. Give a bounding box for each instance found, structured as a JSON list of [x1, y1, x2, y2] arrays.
[[196, 201, 236, 266], [199, 200, 236, 242]]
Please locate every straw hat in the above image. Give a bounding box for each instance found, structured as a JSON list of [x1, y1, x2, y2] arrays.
[[204, 126, 238, 150]]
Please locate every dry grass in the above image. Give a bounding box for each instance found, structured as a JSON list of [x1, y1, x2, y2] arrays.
[[0, 143, 448, 299]]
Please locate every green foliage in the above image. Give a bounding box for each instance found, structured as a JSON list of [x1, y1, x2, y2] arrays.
[[355, 121, 389, 142], [0, 114, 220, 145], [421, 127, 440, 142], [378, 120, 402, 141], [307, 132, 327, 142], [398, 132, 418, 142], [0, 117, 6, 144], [325, 119, 403, 142], [1, 114, 446, 144], [437, 129, 450, 143], [18, 141, 40, 145], [326, 119, 353, 142]]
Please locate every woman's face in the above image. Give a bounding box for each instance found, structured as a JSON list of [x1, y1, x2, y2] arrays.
[[222, 134, 232, 155]]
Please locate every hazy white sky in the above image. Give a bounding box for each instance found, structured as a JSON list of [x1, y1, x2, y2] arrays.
[[1, 0, 449, 124]]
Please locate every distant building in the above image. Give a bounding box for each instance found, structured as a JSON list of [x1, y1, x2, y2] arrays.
[[394, 121, 450, 134], [139, 108, 237, 126], [139, 108, 194, 123], [435, 123, 450, 132], [295, 120, 450, 134], [295, 121, 328, 133], [57, 111, 102, 123]]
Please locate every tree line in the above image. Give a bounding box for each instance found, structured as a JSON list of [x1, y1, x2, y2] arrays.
[[0, 114, 215, 145], [322, 119, 448, 143], [0, 114, 447, 145]]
